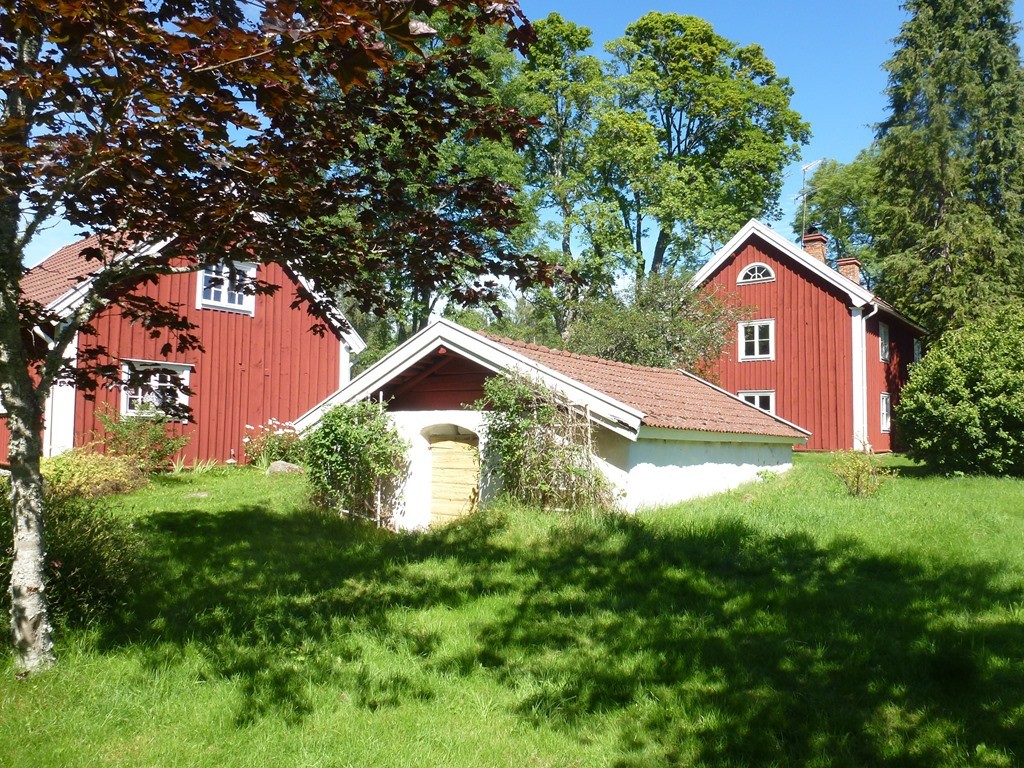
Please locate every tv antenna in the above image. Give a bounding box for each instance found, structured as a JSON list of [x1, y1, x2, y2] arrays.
[[800, 159, 823, 240]]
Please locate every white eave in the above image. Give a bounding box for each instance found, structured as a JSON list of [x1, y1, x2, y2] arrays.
[[692, 219, 876, 308], [293, 318, 646, 440], [291, 273, 366, 355]]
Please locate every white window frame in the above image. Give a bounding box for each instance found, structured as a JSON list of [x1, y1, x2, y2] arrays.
[[737, 262, 776, 285], [880, 392, 892, 433], [121, 361, 192, 418], [196, 261, 257, 314], [738, 319, 775, 361], [913, 338, 923, 363], [739, 390, 776, 414], [879, 321, 891, 362]]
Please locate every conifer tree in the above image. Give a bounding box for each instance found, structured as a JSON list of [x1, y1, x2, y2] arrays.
[[875, 0, 1024, 333]]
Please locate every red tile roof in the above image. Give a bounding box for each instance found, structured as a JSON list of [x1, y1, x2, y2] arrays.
[[21, 235, 105, 306], [486, 335, 808, 441]]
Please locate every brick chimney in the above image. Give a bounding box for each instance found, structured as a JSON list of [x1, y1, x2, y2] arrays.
[[837, 257, 862, 286], [802, 231, 828, 263]]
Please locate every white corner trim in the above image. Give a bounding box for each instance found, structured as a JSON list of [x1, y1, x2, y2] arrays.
[[42, 332, 79, 457], [850, 307, 868, 450]]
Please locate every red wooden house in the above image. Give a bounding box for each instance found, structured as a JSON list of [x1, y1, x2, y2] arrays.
[[692, 220, 926, 452], [0, 236, 364, 465]]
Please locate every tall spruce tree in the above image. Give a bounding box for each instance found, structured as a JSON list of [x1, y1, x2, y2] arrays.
[[875, 0, 1024, 334]]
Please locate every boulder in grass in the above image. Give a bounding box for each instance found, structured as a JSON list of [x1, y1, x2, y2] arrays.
[[265, 460, 305, 475]]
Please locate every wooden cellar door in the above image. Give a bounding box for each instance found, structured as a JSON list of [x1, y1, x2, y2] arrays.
[[428, 433, 479, 526]]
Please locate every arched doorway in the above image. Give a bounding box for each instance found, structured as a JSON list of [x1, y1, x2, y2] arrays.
[[426, 425, 479, 526]]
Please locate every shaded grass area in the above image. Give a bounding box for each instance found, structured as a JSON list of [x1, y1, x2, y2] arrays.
[[1, 460, 1023, 767]]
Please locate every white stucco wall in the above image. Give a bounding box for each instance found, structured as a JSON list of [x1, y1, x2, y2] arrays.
[[387, 409, 486, 531], [593, 427, 793, 513], [386, 409, 794, 528]]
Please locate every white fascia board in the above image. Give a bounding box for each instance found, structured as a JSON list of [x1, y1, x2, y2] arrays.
[[638, 425, 808, 446], [293, 318, 645, 439], [874, 301, 929, 335], [691, 219, 874, 308], [291, 273, 366, 355], [675, 368, 812, 438], [45, 237, 176, 318]]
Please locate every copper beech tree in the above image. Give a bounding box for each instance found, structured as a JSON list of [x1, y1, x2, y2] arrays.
[[0, 0, 541, 671]]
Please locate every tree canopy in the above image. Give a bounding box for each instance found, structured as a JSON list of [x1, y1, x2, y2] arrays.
[[603, 13, 809, 276], [873, 0, 1024, 334], [792, 148, 881, 283], [1, 0, 537, 671]]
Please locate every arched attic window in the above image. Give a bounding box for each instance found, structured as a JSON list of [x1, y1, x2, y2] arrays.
[[737, 262, 775, 284]]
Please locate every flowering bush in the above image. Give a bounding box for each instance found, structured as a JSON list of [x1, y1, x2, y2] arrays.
[[243, 418, 304, 468]]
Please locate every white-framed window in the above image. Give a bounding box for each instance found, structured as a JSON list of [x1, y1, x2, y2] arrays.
[[739, 319, 775, 361], [913, 338, 923, 363], [121, 361, 191, 417], [739, 390, 775, 414], [737, 262, 775, 284], [197, 261, 257, 314], [881, 393, 892, 433], [879, 321, 891, 362]]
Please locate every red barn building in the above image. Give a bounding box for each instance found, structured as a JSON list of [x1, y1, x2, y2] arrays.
[[1, 236, 364, 465], [692, 219, 926, 452]]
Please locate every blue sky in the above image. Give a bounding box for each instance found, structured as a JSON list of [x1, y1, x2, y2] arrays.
[[519, 0, 911, 237], [22, 2, 1021, 266]]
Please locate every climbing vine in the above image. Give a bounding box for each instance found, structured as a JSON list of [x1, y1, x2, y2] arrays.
[[305, 401, 408, 525], [477, 373, 616, 512]]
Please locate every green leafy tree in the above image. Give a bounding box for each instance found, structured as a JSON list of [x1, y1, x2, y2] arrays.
[[0, 0, 535, 671], [793, 148, 881, 279], [874, 0, 1024, 333], [896, 303, 1024, 475], [565, 271, 747, 377], [314, 20, 537, 341], [512, 13, 616, 336], [602, 13, 809, 277]]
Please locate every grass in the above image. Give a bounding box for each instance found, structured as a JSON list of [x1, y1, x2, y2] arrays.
[[1, 457, 1023, 767]]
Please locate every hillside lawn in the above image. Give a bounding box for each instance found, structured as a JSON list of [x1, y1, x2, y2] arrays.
[[1, 454, 1022, 767]]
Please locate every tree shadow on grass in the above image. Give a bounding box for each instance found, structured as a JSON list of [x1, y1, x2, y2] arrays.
[[101, 505, 1023, 765]]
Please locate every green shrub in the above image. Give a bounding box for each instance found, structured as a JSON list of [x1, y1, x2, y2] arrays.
[[244, 419, 304, 468], [477, 373, 616, 513], [42, 447, 148, 498], [896, 304, 1024, 475], [1, 477, 142, 626], [97, 404, 190, 473], [305, 401, 408, 523], [829, 450, 890, 497]]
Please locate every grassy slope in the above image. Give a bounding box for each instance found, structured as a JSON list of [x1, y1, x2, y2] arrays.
[[1, 457, 1022, 768]]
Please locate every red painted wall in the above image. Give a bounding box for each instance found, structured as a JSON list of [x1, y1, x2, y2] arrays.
[[866, 311, 918, 451], [383, 353, 489, 411], [2, 263, 344, 466], [703, 240, 855, 451]]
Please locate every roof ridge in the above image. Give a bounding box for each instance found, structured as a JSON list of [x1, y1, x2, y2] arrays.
[[479, 331, 686, 376]]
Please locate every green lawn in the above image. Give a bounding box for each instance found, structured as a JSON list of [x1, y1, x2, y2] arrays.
[[2, 456, 1023, 767]]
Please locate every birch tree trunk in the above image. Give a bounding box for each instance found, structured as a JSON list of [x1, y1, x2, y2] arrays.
[[1, 190, 55, 672], [5, 392, 54, 671]]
